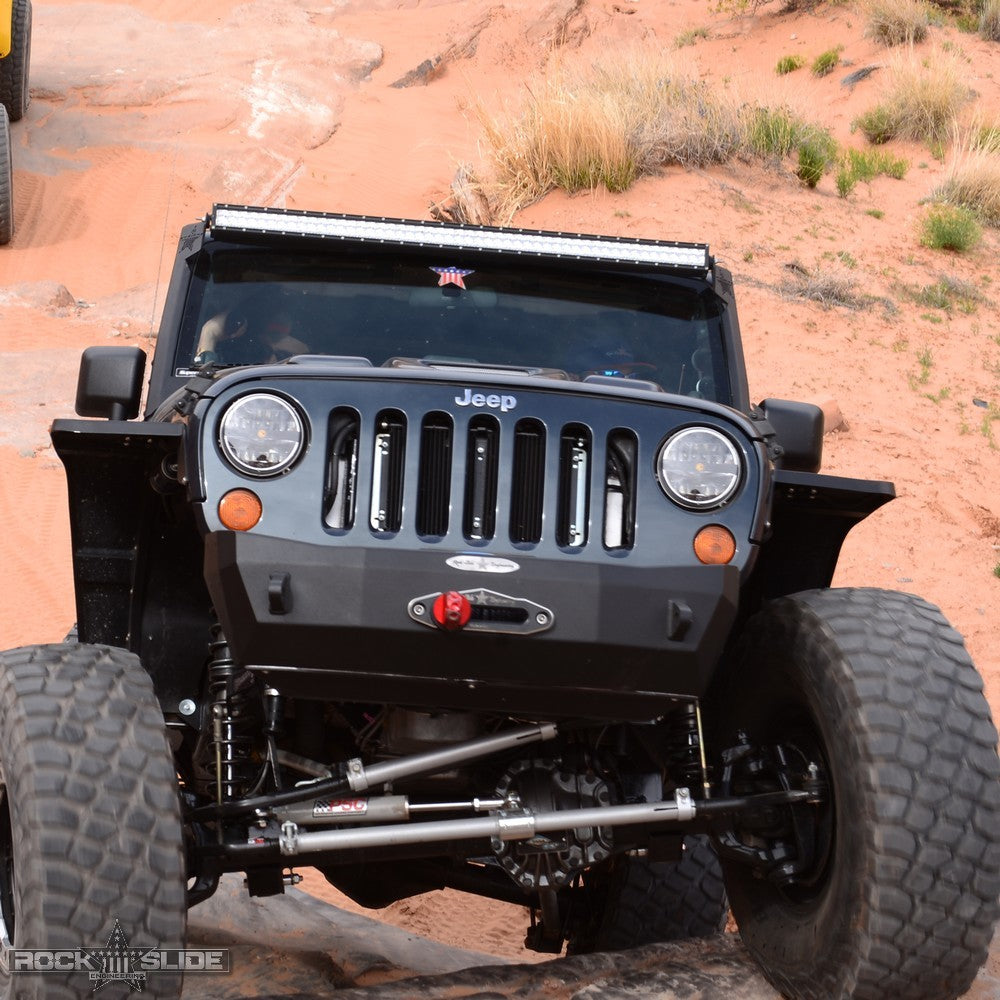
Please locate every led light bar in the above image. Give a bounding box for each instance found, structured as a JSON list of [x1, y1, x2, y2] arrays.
[[210, 205, 710, 271]]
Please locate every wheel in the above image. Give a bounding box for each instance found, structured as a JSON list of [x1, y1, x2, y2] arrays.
[[567, 835, 728, 953], [0, 0, 31, 121], [715, 588, 1000, 1000], [0, 105, 11, 245], [0, 643, 186, 998]]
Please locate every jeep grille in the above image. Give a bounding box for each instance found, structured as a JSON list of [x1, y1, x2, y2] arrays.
[[322, 408, 637, 551]]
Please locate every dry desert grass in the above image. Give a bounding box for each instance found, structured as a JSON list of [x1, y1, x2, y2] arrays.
[[934, 124, 1000, 224], [863, 0, 932, 46]]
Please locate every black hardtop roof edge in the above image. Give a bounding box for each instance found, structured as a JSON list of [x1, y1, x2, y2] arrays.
[[206, 203, 713, 274]]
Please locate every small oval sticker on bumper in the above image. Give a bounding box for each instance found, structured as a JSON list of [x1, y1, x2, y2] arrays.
[[446, 554, 520, 574]]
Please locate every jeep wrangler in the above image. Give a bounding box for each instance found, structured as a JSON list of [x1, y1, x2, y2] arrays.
[[2, 204, 997, 999]]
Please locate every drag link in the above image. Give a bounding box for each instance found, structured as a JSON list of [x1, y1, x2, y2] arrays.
[[343, 722, 558, 792]]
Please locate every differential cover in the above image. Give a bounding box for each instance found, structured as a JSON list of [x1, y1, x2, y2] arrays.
[[492, 758, 613, 890]]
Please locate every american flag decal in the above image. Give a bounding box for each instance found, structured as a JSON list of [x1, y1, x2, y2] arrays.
[[431, 266, 474, 289]]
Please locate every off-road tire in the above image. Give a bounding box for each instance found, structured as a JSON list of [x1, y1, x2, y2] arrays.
[[0, 0, 31, 121], [0, 643, 186, 998], [567, 834, 728, 954], [0, 105, 11, 245], [718, 588, 1000, 1000]]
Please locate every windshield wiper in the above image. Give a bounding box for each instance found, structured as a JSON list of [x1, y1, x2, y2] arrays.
[[389, 357, 571, 380]]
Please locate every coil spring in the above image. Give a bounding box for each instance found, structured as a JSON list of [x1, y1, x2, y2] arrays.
[[207, 626, 260, 803], [665, 702, 706, 791]]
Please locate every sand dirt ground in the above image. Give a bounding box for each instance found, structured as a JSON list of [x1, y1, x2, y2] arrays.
[[1, 0, 999, 996]]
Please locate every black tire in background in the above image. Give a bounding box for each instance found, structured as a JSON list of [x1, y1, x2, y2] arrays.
[[0, 104, 11, 245], [0, 0, 31, 121], [717, 588, 1000, 1000], [0, 643, 187, 998], [567, 834, 728, 954]]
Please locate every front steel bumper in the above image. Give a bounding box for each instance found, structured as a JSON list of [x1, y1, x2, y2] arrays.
[[204, 531, 739, 720]]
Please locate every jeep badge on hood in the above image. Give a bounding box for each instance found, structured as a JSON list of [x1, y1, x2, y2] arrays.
[[454, 388, 517, 412]]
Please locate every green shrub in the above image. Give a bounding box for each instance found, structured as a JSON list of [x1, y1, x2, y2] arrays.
[[796, 128, 838, 187], [811, 47, 842, 77], [854, 105, 896, 143], [839, 147, 909, 193], [920, 203, 982, 251], [879, 152, 909, 179], [776, 54, 806, 74], [798, 145, 826, 187], [744, 106, 802, 158], [836, 168, 858, 196], [742, 107, 837, 185]]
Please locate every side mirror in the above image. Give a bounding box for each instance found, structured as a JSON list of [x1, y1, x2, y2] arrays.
[[760, 398, 823, 473], [75, 346, 147, 420]]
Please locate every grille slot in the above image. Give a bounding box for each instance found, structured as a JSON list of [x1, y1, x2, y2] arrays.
[[464, 416, 499, 540], [604, 429, 637, 550], [509, 419, 546, 544], [370, 409, 406, 533], [416, 413, 453, 537], [556, 425, 591, 547], [323, 409, 360, 530]]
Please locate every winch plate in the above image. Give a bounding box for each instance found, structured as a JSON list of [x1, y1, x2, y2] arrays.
[[408, 588, 555, 635]]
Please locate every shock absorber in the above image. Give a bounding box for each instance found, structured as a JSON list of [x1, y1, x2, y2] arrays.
[[665, 702, 711, 799], [207, 626, 262, 805]]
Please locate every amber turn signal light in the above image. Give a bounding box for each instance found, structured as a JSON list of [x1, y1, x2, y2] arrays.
[[219, 489, 263, 531], [693, 525, 736, 565]]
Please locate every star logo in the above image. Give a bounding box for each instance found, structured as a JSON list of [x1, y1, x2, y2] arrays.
[[84, 919, 149, 993], [430, 266, 474, 289]]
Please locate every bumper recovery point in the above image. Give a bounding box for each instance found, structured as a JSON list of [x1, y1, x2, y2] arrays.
[[408, 588, 554, 635]]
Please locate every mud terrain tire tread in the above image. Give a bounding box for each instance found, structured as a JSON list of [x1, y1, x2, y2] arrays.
[[568, 835, 728, 953], [0, 643, 186, 999], [720, 588, 1000, 1000], [0, 105, 11, 245]]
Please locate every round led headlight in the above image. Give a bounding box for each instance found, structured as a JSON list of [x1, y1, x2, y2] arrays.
[[219, 393, 305, 477], [657, 426, 742, 509]]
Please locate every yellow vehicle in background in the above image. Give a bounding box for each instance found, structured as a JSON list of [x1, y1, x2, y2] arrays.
[[1, 0, 31, 244], [0, 0, 30, 120]]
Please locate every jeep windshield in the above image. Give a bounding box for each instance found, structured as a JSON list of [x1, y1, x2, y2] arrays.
[[177, 247, 733, 404]]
